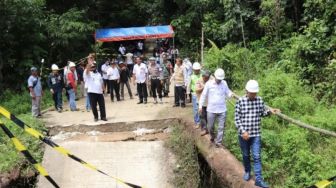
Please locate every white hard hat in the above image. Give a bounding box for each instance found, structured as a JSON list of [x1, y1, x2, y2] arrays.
[[245, 80, 259, 93], [192, 62, 201, 70], [214, 68, 225, 80], [51, 64, 59, 70], [68, 61, 76, 67]]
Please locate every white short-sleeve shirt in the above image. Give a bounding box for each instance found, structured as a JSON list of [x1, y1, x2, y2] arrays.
[[133, 63, 148, 83]]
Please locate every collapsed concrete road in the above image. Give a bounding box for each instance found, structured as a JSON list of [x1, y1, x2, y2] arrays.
[[38, 89, 177, 188], [38, 140, 174, 188], [38, 85, 258, 188]]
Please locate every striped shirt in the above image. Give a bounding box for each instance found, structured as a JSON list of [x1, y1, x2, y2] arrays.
[[234, 96, 270, 137]]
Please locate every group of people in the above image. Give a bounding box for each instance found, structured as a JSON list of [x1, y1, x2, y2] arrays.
[[28, 54, 107, 122], [118, 41, 144, 57], [28, 50, 279, 187], [186, 63, 281, 188]]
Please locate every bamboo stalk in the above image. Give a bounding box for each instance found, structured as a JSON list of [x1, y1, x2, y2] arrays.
[[230, 92, 336, 138]]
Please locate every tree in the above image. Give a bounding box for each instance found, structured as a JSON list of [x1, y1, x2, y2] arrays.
[[0, 0, 46, 90], [45, 8, 97, 65]]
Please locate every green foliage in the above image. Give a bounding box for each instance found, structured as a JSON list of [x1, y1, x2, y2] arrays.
[[46, 8, 97, 64], [259, 0, 292, 40], [0, 115, 46, 173], [0, 89, 53, 115], [0, 0, 47, 90], [166, 125, 200, 188], [203, 42, 258, 89], [258, 69, 316, 116]]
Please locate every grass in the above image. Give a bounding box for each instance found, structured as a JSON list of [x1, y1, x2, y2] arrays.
[[166, 125, 201, 188], [0, 89, 51, 175], [0, 115, 46, 173]]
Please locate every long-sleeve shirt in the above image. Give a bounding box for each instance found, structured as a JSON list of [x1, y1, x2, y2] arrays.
[[101, 63, 110, 80], [107, 66, 120, 80], [234, 96, 270, 137], [47, 73, 64, 92], [199, 80, 232, 113], [83, 71, 103, 94]]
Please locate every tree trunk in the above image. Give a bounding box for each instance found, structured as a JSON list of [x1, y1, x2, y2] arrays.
[[0, 51, 4, 92]]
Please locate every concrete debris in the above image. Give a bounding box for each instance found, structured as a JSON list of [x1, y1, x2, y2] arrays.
[[133, 128, 156, 136], [86, 131, 105, 136], [51, 131, 81, 141]]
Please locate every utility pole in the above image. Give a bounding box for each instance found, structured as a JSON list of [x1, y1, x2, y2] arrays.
[[238, 0, 246, 48]]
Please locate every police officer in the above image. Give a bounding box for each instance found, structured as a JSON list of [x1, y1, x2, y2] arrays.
[[148, 57, 164, 104]]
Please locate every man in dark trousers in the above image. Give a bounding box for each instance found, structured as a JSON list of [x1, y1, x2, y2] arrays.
[[171, 58, 187, 107], [132, 57, 148, 104], [84, 62, 107, 122], [119, 62, 133, 100], [148, 57, 164, 104], [47, 64, 64, 113]]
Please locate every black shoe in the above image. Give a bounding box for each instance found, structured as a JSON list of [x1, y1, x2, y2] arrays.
[[137, 101, 143, 104], [215, 143, 223, 148], [181, 104, 186, 108], [144, 101, 147, 104], [94, 118, 98, 122], [101, 118, 107, 121], [173, 104, 180, 107]]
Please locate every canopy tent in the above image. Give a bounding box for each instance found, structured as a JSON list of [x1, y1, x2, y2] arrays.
[[95, 25, 174, 42]]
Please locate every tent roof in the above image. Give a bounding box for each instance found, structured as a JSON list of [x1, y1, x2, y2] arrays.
[[95, 25, 174, 42]]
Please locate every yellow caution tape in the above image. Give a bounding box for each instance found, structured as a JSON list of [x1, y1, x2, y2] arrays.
[[0, 122, 59, 188], [0, 106, 144, 188], [308, 176, 336, 188]]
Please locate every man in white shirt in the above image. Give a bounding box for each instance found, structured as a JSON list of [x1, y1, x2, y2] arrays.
[[133, 57, 148, 104], [124, 52, 134, 77], [118, 44, 126, 55], [101, 59, 110, 94], [84, 62, 107, 122], [137, 41, 144, 54], [107, 61, 120, 102], [199, 68, 232, 147]]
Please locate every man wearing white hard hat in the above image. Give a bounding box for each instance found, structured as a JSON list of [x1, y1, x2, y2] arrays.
[[47, 64, 64, 113], [199, 68, 233, 148], [66, 62, 78, 111], [189, 62, 202, 128], [234, 80, 280, 188]]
